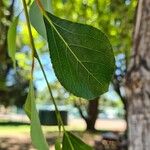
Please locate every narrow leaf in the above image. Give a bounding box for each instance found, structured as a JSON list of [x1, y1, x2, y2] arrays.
[[43, 12, 115, 99], [7, 16, 19, 68], [62, 132, 93, 150], [24, 81, 49, 150], [29, 0, 52, 39]]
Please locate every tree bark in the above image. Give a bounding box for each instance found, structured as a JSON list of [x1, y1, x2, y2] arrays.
[[126, 0, 150, 150], [85, 97, 99, 131]]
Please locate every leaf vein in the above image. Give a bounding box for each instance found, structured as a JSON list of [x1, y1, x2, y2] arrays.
[[50, 22, 103, 87], [52, 21, 103, 41]]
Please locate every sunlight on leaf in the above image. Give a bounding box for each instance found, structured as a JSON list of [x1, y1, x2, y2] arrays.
[[29, 0, 52, 39], [24, 81, 49, 150], [7, 15, 19, 69]]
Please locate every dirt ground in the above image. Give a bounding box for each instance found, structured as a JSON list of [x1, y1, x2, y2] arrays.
[[0, 134, 33, 150], [0, 131, 127, 150]]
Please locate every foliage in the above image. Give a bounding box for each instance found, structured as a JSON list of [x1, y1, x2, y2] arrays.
[[7, 0, 115, 149], [0, 0, 29, 108], [24, 81, 49, 150], [7, 15, 19, 68], [0, 73, 29, 107], [5, 0, 137, 149], [37, 81, 70, 105], [23, 1, 114, 149]]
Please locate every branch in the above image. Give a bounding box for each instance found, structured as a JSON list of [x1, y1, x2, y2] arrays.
[[113, 75, 126, 107], [74, 102, 87, 120]]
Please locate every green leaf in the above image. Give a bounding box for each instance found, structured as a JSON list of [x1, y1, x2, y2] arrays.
[[43, 12, 115, 99], [7, 16, 19, 68], [29, 0, 52, 39], [55, 138, 62, 150], [62, 132, 93, 150], [24, 81, 49, 150]]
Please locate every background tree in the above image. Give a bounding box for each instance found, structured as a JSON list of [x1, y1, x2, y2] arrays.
[[37, 81, 70, 105], [126, 0, 150, 150], [0, 0, 29, 108], [74, 97, 99, 131], [0, 0, 14, 90]]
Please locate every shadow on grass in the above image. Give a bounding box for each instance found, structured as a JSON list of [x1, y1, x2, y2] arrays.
[[0, 121, 30, 126]]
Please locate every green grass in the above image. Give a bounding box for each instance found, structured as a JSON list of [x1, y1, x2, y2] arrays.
[[0, 124, 85, 135], [0, 125, 30, 135]]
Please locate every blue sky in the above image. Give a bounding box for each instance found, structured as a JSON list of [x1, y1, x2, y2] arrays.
[[34, 52, 57, 91]]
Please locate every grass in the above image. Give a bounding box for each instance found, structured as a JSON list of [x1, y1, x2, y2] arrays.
[[0, 125, 30, 135], [0, 123, 85, 136]]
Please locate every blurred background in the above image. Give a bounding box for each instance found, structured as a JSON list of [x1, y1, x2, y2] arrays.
[[0, 0, 137, 150]]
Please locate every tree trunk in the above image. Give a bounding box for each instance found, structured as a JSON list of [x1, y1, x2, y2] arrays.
[[126, 0, 150, 150], [75, 97, 99, 131], [85, 97, 99, 131]]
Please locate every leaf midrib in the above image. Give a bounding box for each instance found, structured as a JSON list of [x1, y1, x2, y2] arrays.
[[51, 23, 79, 95], [45, 14, 103, 87]]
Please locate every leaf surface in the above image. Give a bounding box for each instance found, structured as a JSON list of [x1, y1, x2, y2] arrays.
[[7, 16, 19, 68], [44, 12, 115, 99], [29, 0, 52, 39], [62, 132, 93, 150], [24, 81, 49, 150]]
